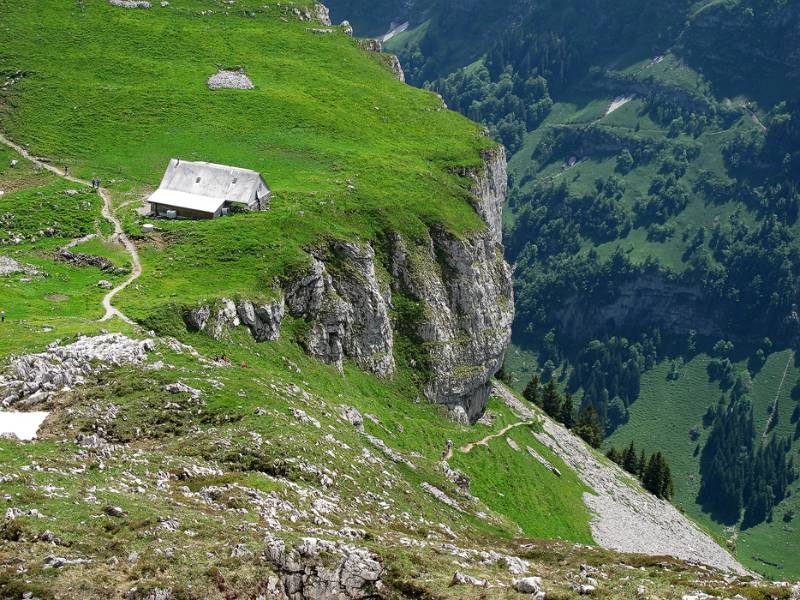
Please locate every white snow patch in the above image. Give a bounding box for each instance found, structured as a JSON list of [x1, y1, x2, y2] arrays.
[[0, 411, 49, 440]]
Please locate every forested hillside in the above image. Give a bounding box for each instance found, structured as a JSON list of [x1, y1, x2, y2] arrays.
[[330, 0, 800, 578]]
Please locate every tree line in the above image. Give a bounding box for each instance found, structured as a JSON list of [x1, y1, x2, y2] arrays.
[[606, 441, 674, 500], [699, 396, 796, 528]]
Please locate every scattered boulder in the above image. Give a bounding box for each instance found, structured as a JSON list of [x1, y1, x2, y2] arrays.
[[109, 0, 151, 8], [515, 576, 545, 597], [163, 382, 202, 398], [340, 405, 364, 431], [448, 405, 469, 425], [103, 506, 126, 518], [571, 582, 596, 595], [450, 572, 487, 587], [97, 279, 113, 289], [292, 408, 321, 429], [265, 536, 383, 599], [421, 482, 464, 513]]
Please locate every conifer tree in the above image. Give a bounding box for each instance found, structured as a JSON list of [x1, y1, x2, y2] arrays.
[[637, 449, 647, 478], [542, 379, 562, 418], [560, 394, 575, 429], [622, 441, 638, 474], [575, 405, 603, 448], [606, 447, 622, 464], [523, 375, 541, 407]]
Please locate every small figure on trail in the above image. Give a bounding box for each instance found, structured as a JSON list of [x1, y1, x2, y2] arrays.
[[63, 165, 69, 176], [1, 309, 5, 322], [442, 438, 453, 460]]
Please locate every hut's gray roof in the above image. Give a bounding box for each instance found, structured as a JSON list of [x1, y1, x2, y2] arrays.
[[148, 159, 268, 213]]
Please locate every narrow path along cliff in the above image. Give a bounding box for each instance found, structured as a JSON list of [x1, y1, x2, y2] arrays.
[[459, 420, 536, 454], [0, 133, 141, 325]]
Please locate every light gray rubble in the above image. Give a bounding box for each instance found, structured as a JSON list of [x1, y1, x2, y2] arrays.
[[109, 0, 151, 7], [1, 334, 154, 408], [207, 70, 254, 90], [492, 383, 746, 574], [0, 255, 40, 276]]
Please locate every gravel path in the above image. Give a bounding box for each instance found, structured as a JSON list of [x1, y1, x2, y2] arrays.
[[0, 133, 142, 324]]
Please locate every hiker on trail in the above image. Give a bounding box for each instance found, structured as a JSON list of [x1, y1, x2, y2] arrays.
[[442, 438, 453, 459], [1, 309, 5, 323], [63, 165, 69, 176]]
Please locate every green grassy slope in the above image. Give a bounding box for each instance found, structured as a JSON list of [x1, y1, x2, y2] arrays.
[[0, 0, 492, 319], [608, 350, 800, 577], [0, 3, 606, 596]]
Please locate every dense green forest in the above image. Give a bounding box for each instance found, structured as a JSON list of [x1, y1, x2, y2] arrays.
[[329, 0, 800, 578]]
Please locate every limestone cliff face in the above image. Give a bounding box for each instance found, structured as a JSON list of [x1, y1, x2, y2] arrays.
[[466, 146, 507, 245], [284, 241, 395, 378], [555, 275, 723, 342], [389, 225, 513, 422], [182, 146, 513, 422]]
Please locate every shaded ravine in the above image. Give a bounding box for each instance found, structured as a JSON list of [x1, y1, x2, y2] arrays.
[[0, 133, 141, 324]]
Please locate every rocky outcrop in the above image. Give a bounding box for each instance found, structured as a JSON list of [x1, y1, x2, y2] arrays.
[[55, 248, 127, 275], [285, 241, 395, 377], [556, 274, 723, 342], [384, 148, 512, 422], [181, 147, 512, 421], [390, 228, 512, 422], [184, 297, 285, 343], [385, 55, 405, 82], [265, 536, 384, 599], [237, 299, 285, 342], [1, 334, 154, 408], [466, 146, 507, 245]]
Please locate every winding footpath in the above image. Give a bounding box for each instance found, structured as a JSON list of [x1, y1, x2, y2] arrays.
[[0, 133, 141, 324], [459, 420, 535, 454]]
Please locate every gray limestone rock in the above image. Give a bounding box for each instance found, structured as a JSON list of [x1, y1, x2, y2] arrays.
[[265, 535, 383, 599], [515, 576, 545, 597], [1, 334, 154, 408], [237, 298, 284, 342], [285, 241, 394, 377]]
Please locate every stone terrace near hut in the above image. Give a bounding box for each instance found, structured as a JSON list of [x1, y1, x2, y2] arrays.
[[148, 159, 270, 219]]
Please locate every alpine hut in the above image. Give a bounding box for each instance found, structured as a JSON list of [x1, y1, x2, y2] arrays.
[[148, 159, 270, 219]]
